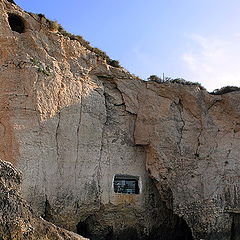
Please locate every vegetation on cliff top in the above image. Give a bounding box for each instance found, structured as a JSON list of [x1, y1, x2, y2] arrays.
[[26, 12, 120, 68], [147, 75, 240, 95], [210, 86, 240, 95], [7, 0, 16, 4], [147, 75, 206, 90], [25, 13, 240, 93], [34, 14, 121, 68]]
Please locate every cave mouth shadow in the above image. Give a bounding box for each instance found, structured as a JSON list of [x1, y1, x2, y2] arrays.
[[76, 215, 194, 240], [8, 13, 25, 33], [76, 221, 91, 239], [149, 216, 194, 240], [171, 216, 194, 240], [231, 213, 240, 240]]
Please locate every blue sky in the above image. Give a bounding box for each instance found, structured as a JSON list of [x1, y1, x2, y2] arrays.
[[15, 0, 240, 91]]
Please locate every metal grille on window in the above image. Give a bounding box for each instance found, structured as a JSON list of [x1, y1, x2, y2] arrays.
[[113, 175, 139, 194]]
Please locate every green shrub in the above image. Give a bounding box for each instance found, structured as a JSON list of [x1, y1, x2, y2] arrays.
[[147, 75, 163, 83], [30, 58, 50, 76], [46, 21, 120, 68], [166, 78, 205, 89], [147, 75, 205, 89], [49, 20, 60, 32], [108, 60, 121, 68], [7, 0, 16, 4], [37, 13, 45, 19], [210, 86, 240, 95]]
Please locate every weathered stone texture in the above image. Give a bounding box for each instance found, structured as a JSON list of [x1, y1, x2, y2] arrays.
[[1, 0, 240, 239], [0, 159, 88, 239], [131, 83, 240, 239]]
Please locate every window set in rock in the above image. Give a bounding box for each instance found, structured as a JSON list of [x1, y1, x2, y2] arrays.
[[113, 174, 140, 194]]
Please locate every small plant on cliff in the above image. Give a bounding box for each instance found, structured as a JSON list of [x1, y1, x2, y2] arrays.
[[7, 0, 16, 4], [147, 75, 205, 89], [210, 86, 240, 95], [166, 78, 205, 89], [147, 75, 163, 83], [37, 13, 46, 19], [30, 58, 50, 76], [46, 20, 121, 68], [49, 20, 60, 32]]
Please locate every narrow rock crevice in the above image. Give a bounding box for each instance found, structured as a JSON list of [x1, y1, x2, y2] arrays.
[[74, 82, 84, 185], [177, 100, 186, 155], [195, 123, 203, 158], [95, 82, 108, 204], [55, 112, 60, 169], [43, 195, 50, 220], [207, 98, 222, 113]]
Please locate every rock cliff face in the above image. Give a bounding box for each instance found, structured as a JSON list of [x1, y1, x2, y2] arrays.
[[1, 0, 240, 239], [0, 159, 87, 240]]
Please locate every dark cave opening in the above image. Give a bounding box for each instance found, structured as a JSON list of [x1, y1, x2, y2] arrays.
[[173, 217, 194, 240], [231, 213, 240, 240], [8, 13, 25, 33], [77, 221, 91, 239], [76, 215, 193, 240], [150, 216, 194, 240]]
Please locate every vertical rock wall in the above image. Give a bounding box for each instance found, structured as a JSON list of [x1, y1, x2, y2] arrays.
[[0, 1, 170, 238], [1, 1, 240, 239]]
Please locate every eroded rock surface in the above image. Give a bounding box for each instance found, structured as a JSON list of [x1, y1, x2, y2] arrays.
[[0, 159, 87, 240], [131, 83, 240, 239], [0, 0, 240, 239]]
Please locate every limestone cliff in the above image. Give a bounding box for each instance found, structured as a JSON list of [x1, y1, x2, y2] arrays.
[[0, 159, 87, 239], [1, 0, 240, 239]]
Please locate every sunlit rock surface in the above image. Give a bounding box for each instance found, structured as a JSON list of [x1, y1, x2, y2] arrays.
[[0, 159, 88, 239], [1, 0, 240, 239]]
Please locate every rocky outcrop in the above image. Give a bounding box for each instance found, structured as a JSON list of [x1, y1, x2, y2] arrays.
[[0, 159, 87, 239], [1, 0, 240, 239], [125, 81, 240, 239]]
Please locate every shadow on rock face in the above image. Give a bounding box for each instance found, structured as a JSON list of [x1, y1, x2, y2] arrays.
[[149, 217, 194, 240], [8, 13, 25, 33], [76, 216, 193, 240], [231, 213, 240, 240]]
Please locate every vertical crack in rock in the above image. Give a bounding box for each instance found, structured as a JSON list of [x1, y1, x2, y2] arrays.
[[114, 80, 138, 146], [55, 76, 63, 177], [43, 195, 50, 220], [226, 142, 233, 159], [114, 79, 137, 116], [177, 100, 186, 155], [195, 131, 201, 157], [35, 74, 42, 126], [106, 135, 111, 203], [207, 98, 222, 113], [95, 83, 108, 204], [55, 112, 61, 175], [74, 83, 84, 186], [195, 122, 203, 157]]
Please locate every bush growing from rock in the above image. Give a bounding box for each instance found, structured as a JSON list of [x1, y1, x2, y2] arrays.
[[210, 86, 240, 95], [147, 75, 205, 89], [46, 20, 121, 68]]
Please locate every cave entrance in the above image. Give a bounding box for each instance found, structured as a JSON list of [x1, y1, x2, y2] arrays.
[[231, 213, 240, 240], [8, 13, 25, 33], [174, 217, 193, 240], [76, 221, 91, 239], [76, 216, 193, 240], [149, 215, 194, 240]]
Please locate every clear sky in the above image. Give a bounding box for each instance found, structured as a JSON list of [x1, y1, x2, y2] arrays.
[[15, 0, 240, 91]]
